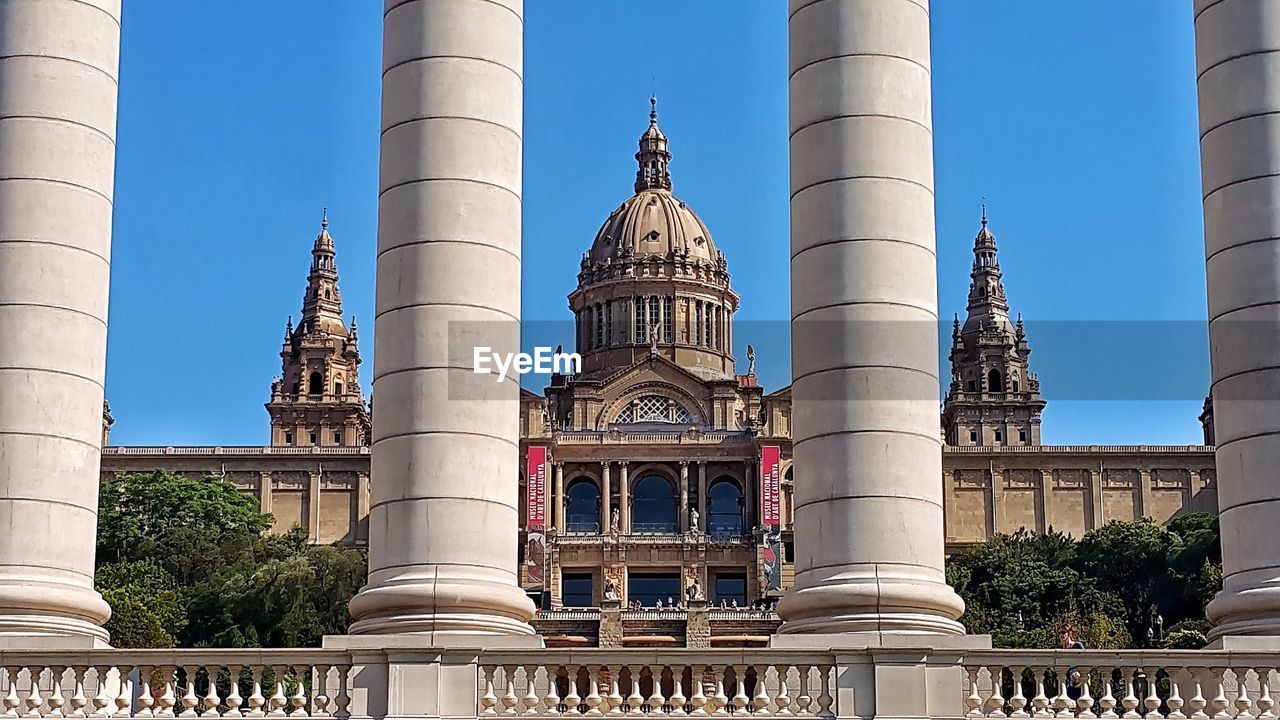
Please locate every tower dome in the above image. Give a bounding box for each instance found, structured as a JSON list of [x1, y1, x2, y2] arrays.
[[568, 100, 738, 380]]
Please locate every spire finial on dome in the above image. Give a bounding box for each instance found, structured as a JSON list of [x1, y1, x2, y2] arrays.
[[321, 206, 328, 230], [635, 96, 672, 193], [981, 198, 987, 228], [650, 95, 658, 126]]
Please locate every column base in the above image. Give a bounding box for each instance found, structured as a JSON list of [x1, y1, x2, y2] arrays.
[[1206, 584, 1280, 640], [776, 569, 966, 636], [0, 582, 111, 644], [347, 572, 536, 637]]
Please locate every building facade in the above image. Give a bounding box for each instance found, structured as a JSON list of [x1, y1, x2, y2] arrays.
[[99, 108, 1219, 633]]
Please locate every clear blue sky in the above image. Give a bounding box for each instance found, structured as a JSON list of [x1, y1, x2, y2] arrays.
[[105, 1, 1209, 446]]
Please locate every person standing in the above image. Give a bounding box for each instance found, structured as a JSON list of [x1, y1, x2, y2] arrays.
[[1060, 625, 1085, 702]]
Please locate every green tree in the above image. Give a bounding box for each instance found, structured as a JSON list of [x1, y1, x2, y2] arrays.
[[947, 529, 1127, 648], [97, 470, 274, 585], [96, 560, 186, 648]]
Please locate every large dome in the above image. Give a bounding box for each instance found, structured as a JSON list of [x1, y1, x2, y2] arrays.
[[588, 189, 719, 265]]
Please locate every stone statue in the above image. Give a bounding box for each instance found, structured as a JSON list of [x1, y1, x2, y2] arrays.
[[689, 507, 700, 533], [746, 344, 756, 375], [647, 321, 660, 354], [685, 579, 704, 602], [603, 577, 619, 601], [610, 507, 620, 534]]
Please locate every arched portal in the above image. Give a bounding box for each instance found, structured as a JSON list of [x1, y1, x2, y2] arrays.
[[632, 475, 677, 533]]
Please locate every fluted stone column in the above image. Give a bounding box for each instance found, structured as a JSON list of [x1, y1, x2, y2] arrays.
[[0, 0, 118, 642], [1196, 0, 1280, 640], [347, 0, 534, 636], [777, 0, 965, 635]]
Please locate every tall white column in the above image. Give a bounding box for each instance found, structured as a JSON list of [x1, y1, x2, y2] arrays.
[[348, 0, 534, 636], [0, 0, 118, 642], [777, 0, 964, 635], [1196, 0, 1280, 640]]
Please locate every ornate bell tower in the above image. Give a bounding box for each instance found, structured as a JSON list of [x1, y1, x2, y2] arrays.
[[266, 210, 371, 446], [943, 209, 1045, 446]]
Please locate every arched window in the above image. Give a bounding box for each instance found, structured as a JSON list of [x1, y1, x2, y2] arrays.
[[708, 478, 744, 536], [615, 395, 691, 424], [987, 368, 1003, 393], [632, 475, 677, 533], [566, 479, 601, 533], [308, 371, 323, 395], [335, 381, 343, 397]]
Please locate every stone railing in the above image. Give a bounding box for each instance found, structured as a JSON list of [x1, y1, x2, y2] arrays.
[[944, 445, 1213, 454], [0, 649, 353, 718], [477, 650, 837, 717], [709, 609, 781, 621], [961, 650, 1279, 719], [553, 431, 748, 446], [4, 646, 1280, 719]]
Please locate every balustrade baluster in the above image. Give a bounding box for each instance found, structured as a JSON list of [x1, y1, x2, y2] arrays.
[[245, 668, 265, 718], [730, 667, 748, 716], [1009, 667, 1029, 719], [1079, 669, 1097, 720], [563, 666, 581, 717], [67, 667, 88, 719], [646, 667, 664, 716], [751, 666, 770, 716], [622, 667, 641, 717], [688, 668, 707, 718], [966, 667, 984, 719], [1210, 669, 1230, 720], [1053, 667, 1073, 719], [815, 666, 834, 720], [480, 666, 499, 717], [584, 666, 603, 718], [772, 666, 791, 718], [1144, 669, 1164, 720], [137, 669, 157, 719], [157, 668, 178, 719], [179, 667, 198, 718], [503, 666, 522, 717], [669, 667, 686, 717], [987, 667, 1008, 719], [289, 667, 306, 716], [1255, 668, 1275, 720], [313, 665, 332, 718], [793, 666, 812, 718], [1186, 671, 1208, 720], [523, 666, 541, 716], [334, 666, 352, 720], [1121, 669, 1141, 720], [89, 667, 111, 719], [1098, 667, 1118, 720], [225, 667, 244, 719], [4, 668, 20, 719], [544, 667, 562, 717], [602, 666, 622, 717], [1168, 673, 1186, 720], [25, 667, 45, 719], [1031, 667, 1052, 719], [47, 666, 68, 719], [265, 668, 286, 718], [1235, 669, 1255, 720], [710, 670, 728, 717]]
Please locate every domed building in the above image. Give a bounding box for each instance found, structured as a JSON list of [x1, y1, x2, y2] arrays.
[[100, 103, 1219, 647], [569, 99, 739, 382]]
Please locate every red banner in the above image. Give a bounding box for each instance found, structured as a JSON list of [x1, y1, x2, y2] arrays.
[[760, 446, 781, 526], [527, 446, 547, 530], [525, 446, 548, 590]]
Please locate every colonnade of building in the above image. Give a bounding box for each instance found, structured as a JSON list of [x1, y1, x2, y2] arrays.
[[1, 0, 1278, 643]]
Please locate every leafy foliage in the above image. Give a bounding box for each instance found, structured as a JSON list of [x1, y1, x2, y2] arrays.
[[96, 471, 366, 648], [948, 514, 1222, 649]]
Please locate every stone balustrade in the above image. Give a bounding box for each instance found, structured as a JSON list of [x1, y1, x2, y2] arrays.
[[477, 651, 837, 718], [3, 644, 1280, 719], [961, 650, 1279, 719]]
